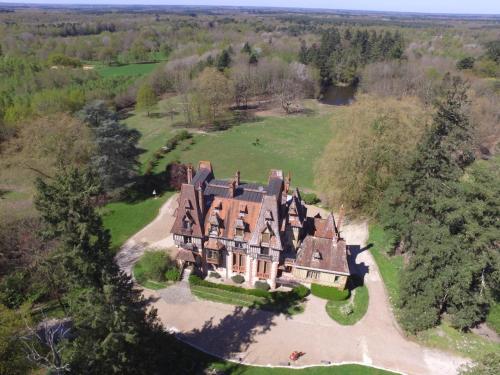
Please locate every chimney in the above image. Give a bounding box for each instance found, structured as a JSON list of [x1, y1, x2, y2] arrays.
[[229, 179, 236, 198], [235, 170, 240, 186], [187, 163, 193, 184], [197, 186, 205, 216], [337, 204, 345, 236], [284, 171, 291, 194]]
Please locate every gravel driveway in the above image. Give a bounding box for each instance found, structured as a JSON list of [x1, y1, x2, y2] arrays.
[[117, 195, 468, 375]]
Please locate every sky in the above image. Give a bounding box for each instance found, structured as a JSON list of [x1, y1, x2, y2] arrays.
[[0, 1, 499, 15]]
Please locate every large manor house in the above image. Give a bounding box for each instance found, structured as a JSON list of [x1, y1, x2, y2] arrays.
[[171, 161, 350, 289]]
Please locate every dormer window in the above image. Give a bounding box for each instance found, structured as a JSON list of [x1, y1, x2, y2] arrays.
[[210, 224, 218, 235], [183, 214, 193, 230], [313, 250, 322, 260], [235, 227, 244, 238], [261, 231, 271, 244]]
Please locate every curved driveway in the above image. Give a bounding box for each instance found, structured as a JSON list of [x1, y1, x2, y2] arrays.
[[116, 194, 467, 375]]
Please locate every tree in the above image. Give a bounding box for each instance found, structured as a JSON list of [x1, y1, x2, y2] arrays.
[[379, 76, 498, 332], [241, 42, 252, 54], [216, 49, 231, 71], [456, 57, 475, 70], [194, 67, 232, 125], [34, 167, 167, 374], [136, 83, 157, 117], [78, 101, 142, 192], [0, 304, 32, 375]]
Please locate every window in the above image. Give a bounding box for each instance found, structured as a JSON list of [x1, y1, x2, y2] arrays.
[[207, 250, 218, 260], [234, 241, 244, 249], [183, 220, 191, 229], [232, 253, 245, 273], [334, 275, 339, 282], [183, 236, 192, 244], [210, 224, 218, 235], [235, 228, 244, 238], [306, 270, 320, 280], [257, 260, 271, 278], [261, 246, 269, 256], [261, 232, 270, 244]]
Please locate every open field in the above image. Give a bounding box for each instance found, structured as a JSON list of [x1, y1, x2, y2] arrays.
[[127, 99, 335, 190], [95, 62, 161, 78]]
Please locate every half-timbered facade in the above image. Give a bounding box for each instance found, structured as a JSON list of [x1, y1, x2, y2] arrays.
[[171, 161, 350, 289]]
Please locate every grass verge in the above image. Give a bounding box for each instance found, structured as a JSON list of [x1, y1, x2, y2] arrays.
[[326, 284, 369, 325], [101, 192, 173, 251]]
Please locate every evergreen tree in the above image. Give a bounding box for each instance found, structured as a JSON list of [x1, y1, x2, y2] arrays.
[[241, 41, 252, 54], [216, 49, 231, 71], [34, 167, 166, 374], [380, 76, 499, 332], [78, 101, 142, 192]]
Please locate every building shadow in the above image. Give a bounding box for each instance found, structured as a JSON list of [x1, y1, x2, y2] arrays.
[[347, 245, 370, 284], [179, 305, 277, 362]]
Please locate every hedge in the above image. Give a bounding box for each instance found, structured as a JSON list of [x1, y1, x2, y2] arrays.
[[231, 274, 245, 284], [311, 283, 349, 301], [189, 275, 270, 298], [254, 280, 270, 291]]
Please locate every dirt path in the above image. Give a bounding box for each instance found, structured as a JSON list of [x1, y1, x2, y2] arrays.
[[116, 196, 468, 375]]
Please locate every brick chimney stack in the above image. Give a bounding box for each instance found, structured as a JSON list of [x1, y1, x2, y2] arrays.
[[229, 179, 236, 197], [187, 163, 193, 184], [235, 170, 240, 187], [284, 171, 291, 194]]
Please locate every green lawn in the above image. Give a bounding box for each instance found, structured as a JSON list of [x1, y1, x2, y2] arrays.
[[101, 192, 173, 251], [367, 224, 403, 306], [326, 284, 369, 325], [368, 223, 500, 360], [191, 285, 267, 307], [154, 114, 333, 189], [95, 62, 161, 78]]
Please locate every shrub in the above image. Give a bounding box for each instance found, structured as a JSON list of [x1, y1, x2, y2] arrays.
[[311, 283, 350, 301], [302, 192, 320, 205], [165, 267, 181, 282], [231, 274, 245, 284], [254, 281, 270, 291], [456, 57, 475, 70], [134, 250, 171, 282], [0, 272, 30, 309], [292, 284, 310, 299], [209, 271, 221, 279]]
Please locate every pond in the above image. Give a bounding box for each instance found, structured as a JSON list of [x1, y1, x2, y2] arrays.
[[319, 85, 356, 106]]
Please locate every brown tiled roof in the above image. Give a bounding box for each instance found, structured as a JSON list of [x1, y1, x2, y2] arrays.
[[307, 213, 338, 239], [171, 183, 204, 238], [175, 248, 196, 263], [203, 197, 261, 241], [295, 236, 349, 274], [287, 188, 307, 228]]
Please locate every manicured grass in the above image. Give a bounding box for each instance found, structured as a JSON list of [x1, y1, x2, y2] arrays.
[[367, 224, 403, 305], [191, 285, 267, 307], [326, 284, 369, 325], [101, 193, 173, 251], [486, 302, 500, 334], [311, 283, 350, 301], [96, 62, 161, 78], [189, 276, 308, 315], [158, 114, 333, 189]]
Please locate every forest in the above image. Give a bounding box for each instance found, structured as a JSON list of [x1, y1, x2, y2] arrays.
[[0, 4, 499, 375]]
